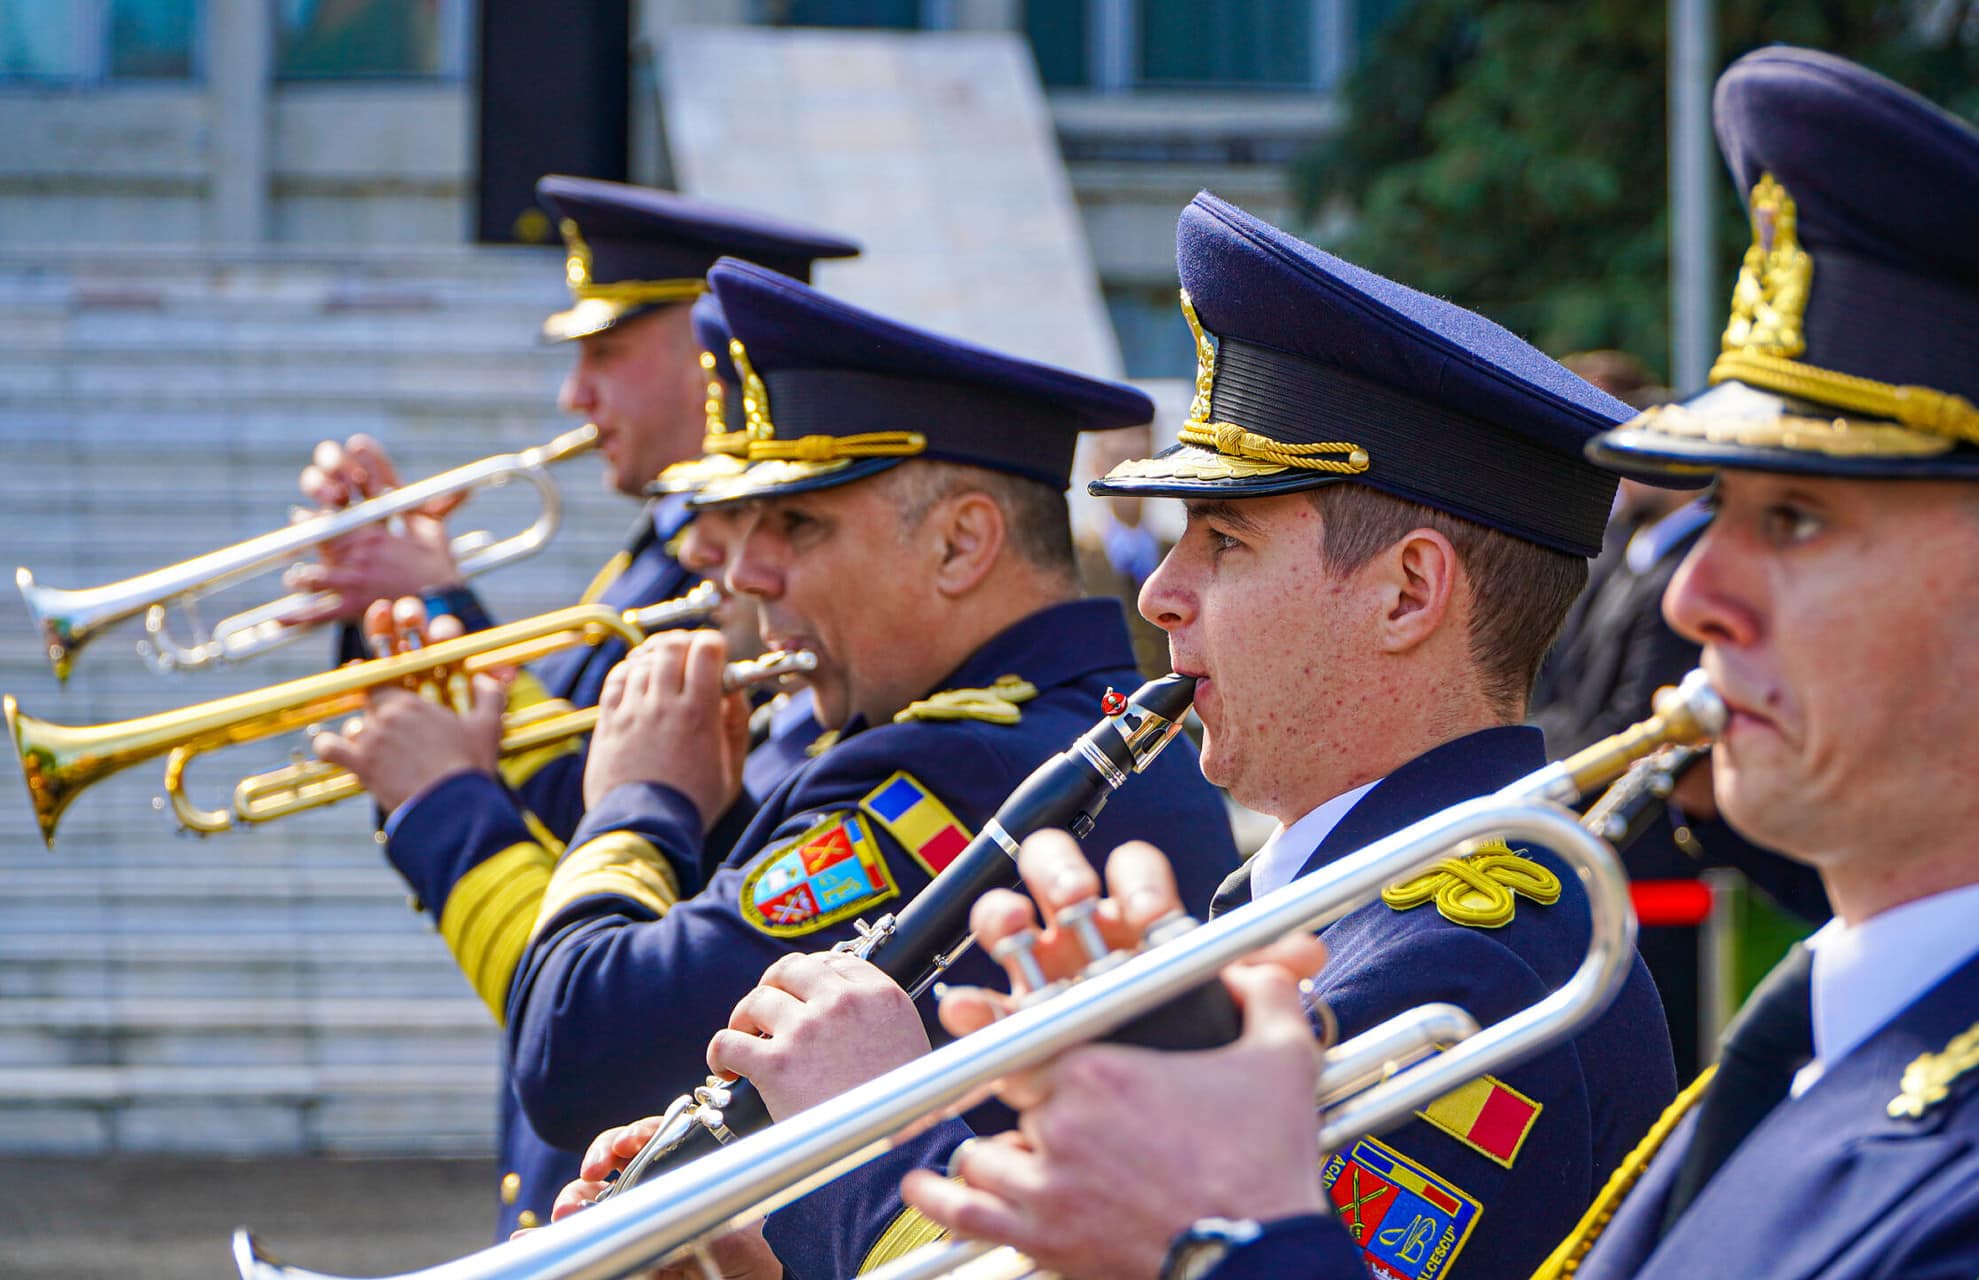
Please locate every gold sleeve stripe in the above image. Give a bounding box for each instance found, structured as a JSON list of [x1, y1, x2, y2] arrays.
[[438, 843, 556, 1025], [858, 1198, 954, 1274], [533, 831, 682, 934]]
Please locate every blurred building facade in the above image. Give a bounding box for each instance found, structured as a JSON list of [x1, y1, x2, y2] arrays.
[[0, 0, 1410, 375], [0, 0, 1393, 1158]]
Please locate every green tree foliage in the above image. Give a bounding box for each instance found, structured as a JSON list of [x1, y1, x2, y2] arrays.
[[1293, 1, 1979, 379]]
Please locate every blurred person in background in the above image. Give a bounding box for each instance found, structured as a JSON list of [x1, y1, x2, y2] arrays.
[[1535, 351, 1828, 1077]]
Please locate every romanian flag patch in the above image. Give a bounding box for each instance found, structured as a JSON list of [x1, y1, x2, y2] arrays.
[[1323, 1137, 1480, 1280], [1417, 1074, 1542, 1168], [740, 812, 898, 937], [860, 772, 973, 877]]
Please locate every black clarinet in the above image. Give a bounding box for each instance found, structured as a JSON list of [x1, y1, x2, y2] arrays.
[[595, 672, 1200, 1199]]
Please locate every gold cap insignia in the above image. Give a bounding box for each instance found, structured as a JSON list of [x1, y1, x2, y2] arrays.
[[1722, 174, 1812, 359], [560, 218, 592, 291]]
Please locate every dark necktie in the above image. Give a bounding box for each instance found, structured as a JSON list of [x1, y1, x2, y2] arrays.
[[1660, 942, 1815, 1232]]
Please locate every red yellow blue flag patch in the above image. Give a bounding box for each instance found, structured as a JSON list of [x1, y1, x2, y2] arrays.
[[739, 811, 898, 937], [860, 772, 973, 876], [1416, 1074, 1542, 1168], [1323, 1136, 1480, 1280]]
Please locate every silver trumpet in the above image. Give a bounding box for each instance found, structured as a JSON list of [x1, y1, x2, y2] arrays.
[[233, 672, 1723, 1280], [16, 425, 597, 682]]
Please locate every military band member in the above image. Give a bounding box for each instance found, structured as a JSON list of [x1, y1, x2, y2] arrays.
[[905, 51, 1979, 1280], [494, 258, 1239, 1161], [306, 184, 859, 1238], [571, 194, 1680, 1280]]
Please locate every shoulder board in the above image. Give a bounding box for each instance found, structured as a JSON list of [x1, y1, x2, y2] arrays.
[[1889, 1018, 1979, 1119], [1380, 839, 1560, 929], [892, 674, 1039, 726]]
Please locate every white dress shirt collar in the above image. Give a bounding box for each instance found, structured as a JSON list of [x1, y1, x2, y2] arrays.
[[1249, 780, 1382, 901], [1790, 879, 1979, 1096]]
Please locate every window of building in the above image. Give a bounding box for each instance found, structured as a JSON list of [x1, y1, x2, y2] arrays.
[[274, 0, 468, 80], [1, 0, 199, 81], [1106, 283, 1199, 380], [1029, 0, 1356, 92]]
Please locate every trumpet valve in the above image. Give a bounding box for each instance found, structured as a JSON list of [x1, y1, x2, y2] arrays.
[[1055, 898, 1111, 970], [990, 929, 1049, 994]]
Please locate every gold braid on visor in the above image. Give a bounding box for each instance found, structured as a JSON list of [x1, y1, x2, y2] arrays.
[[1708, 349, 1979, 449], [716, 337, 926, 466], [1176, 291, 1370, 476]]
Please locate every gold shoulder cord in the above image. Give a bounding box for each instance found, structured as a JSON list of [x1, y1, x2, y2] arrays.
[[894, 675, 1040, 726], [1531, 1067, 1717, 1279]]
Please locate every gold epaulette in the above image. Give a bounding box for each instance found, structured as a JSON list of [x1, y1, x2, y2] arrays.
[[1381, 840, 1561, 928], [893, 675, 1040, 726]]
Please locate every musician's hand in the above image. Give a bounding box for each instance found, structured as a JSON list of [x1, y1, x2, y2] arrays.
[[707, 952, 931, 1121], [289, 434, 464, 621], [538, 1129, 784, 1280], [904, 962, 1328, 1280], [585, 630, 746, 828], [312, 599, 506, 815], [541, 1113, 669, 1224], [938, 833, 1328, 1037]]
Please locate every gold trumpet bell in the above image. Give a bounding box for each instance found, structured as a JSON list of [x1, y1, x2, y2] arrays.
[[7, 694, 90, 849]]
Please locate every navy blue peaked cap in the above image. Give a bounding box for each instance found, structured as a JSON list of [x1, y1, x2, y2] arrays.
[[536, 176, 861, 344], [693, 258, 1155, 503], [1590, 48, 1979, 479], [1091, 194, 1629, 558], [650, 294, 751, 496]]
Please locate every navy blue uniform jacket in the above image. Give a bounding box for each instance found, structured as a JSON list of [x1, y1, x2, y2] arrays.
[[360, 507, 713, 1236], [502, 599, 1238, 1155], [790, 727, 1675, 1280]]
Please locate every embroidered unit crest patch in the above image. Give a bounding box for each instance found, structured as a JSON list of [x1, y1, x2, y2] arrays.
[[1323, 1137, 1480, 1280], [861, 772, 972, 876], [740, 812, 897, 936]]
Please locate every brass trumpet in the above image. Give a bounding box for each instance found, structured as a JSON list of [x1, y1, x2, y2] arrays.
[[15, 425, 598, 682], [232, 673, 1723, 1280], [6, 583, 812, 847]]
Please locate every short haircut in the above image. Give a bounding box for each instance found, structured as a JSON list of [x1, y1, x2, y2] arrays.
[[881, 460, 1077, 580], [1307, 485, 1587, 714]]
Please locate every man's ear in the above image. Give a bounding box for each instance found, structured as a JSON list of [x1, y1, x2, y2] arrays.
[[1373, 528, 1459, 654], [929, 490, 1007, 597]]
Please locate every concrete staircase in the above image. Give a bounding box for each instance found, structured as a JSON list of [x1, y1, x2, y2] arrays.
[[0, 245, 631, 1155]]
